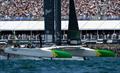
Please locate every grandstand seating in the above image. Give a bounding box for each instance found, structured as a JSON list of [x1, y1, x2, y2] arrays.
[[0, 0, 119, 20]]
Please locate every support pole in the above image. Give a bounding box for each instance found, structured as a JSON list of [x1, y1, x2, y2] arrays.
[[44, 0, 55, 43], [54, 0, 61, 45]]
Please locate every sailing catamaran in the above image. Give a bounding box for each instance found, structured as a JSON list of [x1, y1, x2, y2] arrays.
[[4, 0, 116, 59], [4, 45, 116, 58]]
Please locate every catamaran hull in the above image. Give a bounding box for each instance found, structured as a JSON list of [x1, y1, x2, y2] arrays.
[[4, 48, 96, 58], [4, 46, 116, 58], [4, 48, 53, 58]]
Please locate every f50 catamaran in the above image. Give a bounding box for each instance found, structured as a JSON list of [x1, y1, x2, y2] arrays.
[[4, 0, 116, 59], [4, 46, 116, 59]]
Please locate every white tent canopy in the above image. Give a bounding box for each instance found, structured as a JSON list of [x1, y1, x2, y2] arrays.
[[0, 21, 44, 31], [0, 20, 119, 31], [62, 20, 120, 30]]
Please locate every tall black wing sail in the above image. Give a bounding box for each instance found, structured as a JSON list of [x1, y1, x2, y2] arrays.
[[44, 0, 54, 43], [67, 0, 80, 45]]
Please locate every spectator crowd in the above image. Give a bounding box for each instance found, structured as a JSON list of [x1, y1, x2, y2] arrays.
[[81, 32, 120, 40], [0, 31, 120, 41], [62, 0, 120, 20], [0, 0, 119, 20], [0, 0, 43, 20], [0, 33, 41, 40]]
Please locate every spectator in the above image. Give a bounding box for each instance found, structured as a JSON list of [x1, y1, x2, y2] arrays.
[[0, 0, 119, 20]]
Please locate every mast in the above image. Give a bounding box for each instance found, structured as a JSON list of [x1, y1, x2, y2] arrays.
[[54, 0, 61, 45], [67, 0, 80, 45], [44, 0, 61, 45], [44, 0, 55, 43]]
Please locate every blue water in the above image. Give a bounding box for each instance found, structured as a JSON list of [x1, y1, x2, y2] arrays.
[[0, 57, 120, 73]]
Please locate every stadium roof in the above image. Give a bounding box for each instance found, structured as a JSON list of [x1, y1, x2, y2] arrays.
[[0, 20, 120, 31]]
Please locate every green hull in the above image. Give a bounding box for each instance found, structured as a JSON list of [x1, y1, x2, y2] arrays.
[[96, 50, 116, 57], [52, 50, 72, 58]]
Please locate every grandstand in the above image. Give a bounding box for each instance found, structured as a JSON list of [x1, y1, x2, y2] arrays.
[[0, 0, 120, 45], [0, 0, 119, 20]]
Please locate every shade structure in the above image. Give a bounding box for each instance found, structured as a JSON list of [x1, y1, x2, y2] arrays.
[[62, 20, 120, 30], [0, 20, 120, 31], [0, 21, 44, 31]]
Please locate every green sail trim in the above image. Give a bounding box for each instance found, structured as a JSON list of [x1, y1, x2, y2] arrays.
[[96, 50, 116, 57], [52, 50, 72, 58]]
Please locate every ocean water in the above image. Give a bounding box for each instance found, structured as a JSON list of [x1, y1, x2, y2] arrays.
[[0, 57, 120, 73]]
